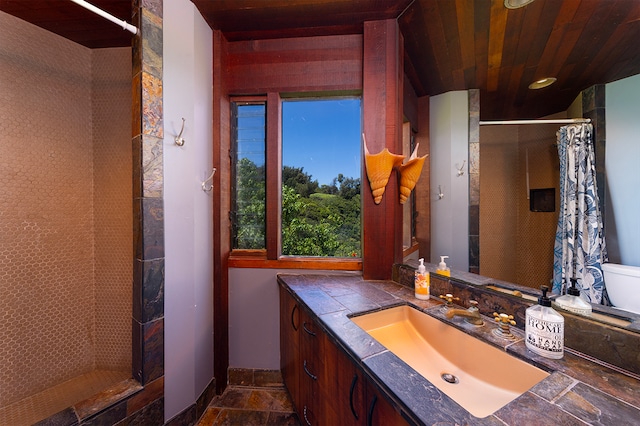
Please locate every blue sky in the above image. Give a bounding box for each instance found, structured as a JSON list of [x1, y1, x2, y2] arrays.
[[282, 99, 361, 185]]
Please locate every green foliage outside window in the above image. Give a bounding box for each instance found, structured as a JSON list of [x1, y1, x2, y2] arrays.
[[281, 167, 360, 257], [232, 98, 361, 258], [234, 157, 265, 249]]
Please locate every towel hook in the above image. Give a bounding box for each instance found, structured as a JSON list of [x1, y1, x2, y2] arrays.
[[456, 160, 466, 176], [175, 118, 186, 146], [202, 168, 216, 192]]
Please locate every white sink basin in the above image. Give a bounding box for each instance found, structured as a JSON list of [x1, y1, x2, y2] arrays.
[[351, 305, 549, 418]]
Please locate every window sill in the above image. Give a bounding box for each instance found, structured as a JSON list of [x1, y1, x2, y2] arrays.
[[403, 243, 419, 257], [228, 252, 362, 270]]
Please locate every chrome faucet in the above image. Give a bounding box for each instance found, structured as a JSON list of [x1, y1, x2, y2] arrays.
[[445, 300, 484, 326]]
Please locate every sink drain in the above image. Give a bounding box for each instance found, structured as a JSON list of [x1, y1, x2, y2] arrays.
[[441, 373, 459, 384]]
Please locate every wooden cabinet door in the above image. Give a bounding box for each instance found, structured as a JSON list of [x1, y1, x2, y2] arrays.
[[279, 287, 300, 411], [364, 378, 407, 426], [298, 306, 340, 425], [330, 341, 366, 426], [280, 285, 406, 426]]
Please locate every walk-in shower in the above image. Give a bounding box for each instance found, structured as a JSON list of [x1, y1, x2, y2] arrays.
[[0, 11, 132, 425]]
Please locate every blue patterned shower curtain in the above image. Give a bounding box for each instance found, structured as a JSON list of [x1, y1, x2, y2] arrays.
[[552, 123, 607, 303]]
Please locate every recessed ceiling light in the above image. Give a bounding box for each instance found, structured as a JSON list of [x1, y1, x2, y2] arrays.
[[504, 0, 535, 9], [528, 77, 557, 90]]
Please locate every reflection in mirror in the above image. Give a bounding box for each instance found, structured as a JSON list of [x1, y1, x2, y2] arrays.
[[479, 120, 561, 291], [476, 79, 640, 330], [485, 283, 637, 330]]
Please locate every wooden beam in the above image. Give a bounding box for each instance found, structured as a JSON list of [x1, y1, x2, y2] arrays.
[[226, 34, 363, 94], [266, 92, 282, 259], [212, 29, 230, 395], [362, 19, 404, 280], [415, 95, 430, 262]]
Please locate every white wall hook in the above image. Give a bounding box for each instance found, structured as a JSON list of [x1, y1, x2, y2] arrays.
[[202, 168, 216, 192], [438, 185, 444, 199], [175, 118, 186, 146], [456, 160, 466, 176]]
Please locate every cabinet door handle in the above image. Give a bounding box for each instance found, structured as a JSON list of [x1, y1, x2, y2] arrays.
[[349, 373, 359, 420], [291, 304, 299, 331], [303, 360, 317, 380], [367, 394, 377, 426], [303, 405, 312, 426], [302, 321, 316, 336]]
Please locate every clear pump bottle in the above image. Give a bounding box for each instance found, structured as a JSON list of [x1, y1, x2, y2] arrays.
[[436, 256, 450, 277], [554, 278, 592, 316], [414, 258, 430, 300], [525, 286, 564, 359]]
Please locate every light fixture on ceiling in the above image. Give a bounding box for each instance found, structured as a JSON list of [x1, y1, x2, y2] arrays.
[[529, 77, 557, 90], [504, 0, 535, 9]]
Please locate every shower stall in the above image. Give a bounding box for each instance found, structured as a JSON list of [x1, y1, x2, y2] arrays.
[[479, 121, 562, 289], [0, 11, 132, 425]]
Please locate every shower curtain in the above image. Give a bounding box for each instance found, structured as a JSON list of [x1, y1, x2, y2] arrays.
[[552, 123, 607, 303]]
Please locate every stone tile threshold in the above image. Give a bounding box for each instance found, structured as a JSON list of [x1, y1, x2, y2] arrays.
[[197, 369, 300, 426], [197, 385, 299, 426]]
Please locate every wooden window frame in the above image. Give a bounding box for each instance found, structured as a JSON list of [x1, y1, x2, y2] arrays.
[[228, 92, 363, 271]]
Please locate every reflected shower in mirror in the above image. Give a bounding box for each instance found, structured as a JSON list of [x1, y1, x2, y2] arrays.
[[479, 120, 562, 291]]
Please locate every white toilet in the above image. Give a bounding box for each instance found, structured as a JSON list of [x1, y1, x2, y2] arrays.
[[602, 263, 640, 315]]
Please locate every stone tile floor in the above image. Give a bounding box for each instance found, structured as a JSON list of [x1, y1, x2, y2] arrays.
[[197, 384, 300, 426], [197, 369, 300, 426]]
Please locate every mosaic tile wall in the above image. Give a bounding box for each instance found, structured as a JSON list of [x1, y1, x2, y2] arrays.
[[0, 11, 131, 407], [479, 125, 520, 282], [515, 123, 560, 289], [92, 47, 133, 371]]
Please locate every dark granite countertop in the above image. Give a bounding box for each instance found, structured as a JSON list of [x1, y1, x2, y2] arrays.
[[277, 273, 640, 425]]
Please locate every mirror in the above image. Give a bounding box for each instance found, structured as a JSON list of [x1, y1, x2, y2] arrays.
[[476, 81, 640, 332]]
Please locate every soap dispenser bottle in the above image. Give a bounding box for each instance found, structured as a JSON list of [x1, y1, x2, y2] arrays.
[[554, 278, 592, 316], [414, 258, 430, 300], [525, 286, 564, 359], [436, 256, 450, 277]]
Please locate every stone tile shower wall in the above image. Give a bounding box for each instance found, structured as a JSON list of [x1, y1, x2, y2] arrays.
[[0, 11, 131, 407]]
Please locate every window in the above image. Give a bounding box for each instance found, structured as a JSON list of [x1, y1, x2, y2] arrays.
[[231, 101, 266, 250], [282, 99, 362, 257], [230, 96, 362, 261]]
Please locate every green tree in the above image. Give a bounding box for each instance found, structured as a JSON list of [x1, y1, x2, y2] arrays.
[[281, 185, 341, 256], [338, 176, 360, 199], [282, 166, 319, 198], [233, 158, 361, 257], [234, 157, 265, 249]]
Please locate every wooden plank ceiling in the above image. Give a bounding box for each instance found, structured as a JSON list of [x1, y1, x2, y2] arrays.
[[0, 0, 132, 48], [3, 0, 640, 120]]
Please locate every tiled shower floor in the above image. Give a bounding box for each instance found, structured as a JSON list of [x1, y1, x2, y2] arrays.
[[0, 369, 130, 426]]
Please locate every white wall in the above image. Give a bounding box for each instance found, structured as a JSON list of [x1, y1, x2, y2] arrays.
[[606, 74, 640, 267], [163, 0, 214, 421], [229, 269, 283, 369], [229, 268, 361, 369], [429, 91, 469, 272]]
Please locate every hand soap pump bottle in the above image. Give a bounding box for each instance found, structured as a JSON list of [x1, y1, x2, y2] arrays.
[[436, 256, 450, 277], [554, 278, 592, 316], [414, 258, 430, 300], [525, 286, 564, 359]]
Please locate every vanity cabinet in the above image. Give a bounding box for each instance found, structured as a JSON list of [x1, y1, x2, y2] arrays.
[[279, 285, 300, 410], [279, 286, 407, 425], [328, 340, 405, 425]]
